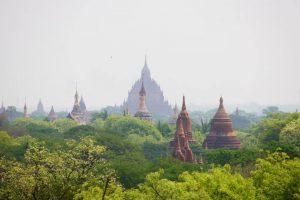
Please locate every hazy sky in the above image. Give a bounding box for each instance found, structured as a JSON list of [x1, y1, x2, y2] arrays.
[[1, 0, 300, 111]]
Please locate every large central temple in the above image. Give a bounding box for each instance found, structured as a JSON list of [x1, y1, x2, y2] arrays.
[[125, 57, 172, 117]]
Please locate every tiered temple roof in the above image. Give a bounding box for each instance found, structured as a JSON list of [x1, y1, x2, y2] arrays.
[[134, 78, 152, 121], [203, 97, 241, 149]]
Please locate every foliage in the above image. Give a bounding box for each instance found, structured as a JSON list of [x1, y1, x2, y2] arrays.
[[262, 106, 280, 115], [204, 148, 261, 167], [0, 137, 116, 200], [251, 152, 300, 199], [280, 118, 300, 148], [64, 125, 97, 139], [236, 131, 259, 149], [104, 116, 162, 140], [52, 118, 78, 132], [230, 114, 252, 130], [92, 110, 109, 121], [156, 121, 173, 137], [251, 112, 300, 145]]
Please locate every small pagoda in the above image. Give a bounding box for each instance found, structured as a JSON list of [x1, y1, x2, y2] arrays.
[[23, 102, 29, 118], [47, 106, 57, 122], [134, 77, 152, 121], [203, 97, 241, 149]]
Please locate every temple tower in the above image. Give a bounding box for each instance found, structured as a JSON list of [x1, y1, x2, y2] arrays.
[[67, 90, 83, 123], [36, 99, 45, 114], [23, 103, 29, 118], [203, 97, 241, 149], [47, 106, 57, 122], [176, 96, 196, 143], [134, 78, 152, 121], [173, 117, 196, 163]]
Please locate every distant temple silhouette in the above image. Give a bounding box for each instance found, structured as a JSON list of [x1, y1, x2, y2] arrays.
[[203, 97, 241, 149], [36, 99, 45, 115], [125, 57, 172, 117], [47, 106, 57, 122], [23, 102, 29, 118]]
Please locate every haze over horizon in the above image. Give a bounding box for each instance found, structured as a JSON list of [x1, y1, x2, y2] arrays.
[[1, 0, 300, 111]]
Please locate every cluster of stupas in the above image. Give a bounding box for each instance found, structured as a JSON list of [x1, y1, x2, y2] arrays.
[[1, 88, 89, 124], [170, 96, 240, 163], [20, 101, 58, 122]]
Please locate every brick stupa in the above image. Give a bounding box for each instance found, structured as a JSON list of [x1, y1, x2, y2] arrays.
[[203, 97, 240, 149]]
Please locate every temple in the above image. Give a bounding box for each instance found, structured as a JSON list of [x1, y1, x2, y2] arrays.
[[125, 57, 172, 117], [134, 78, 152, 121], [203, 97, 241, 149], [170, 96, 196, 149], [172, 112, 196, 163], [67, 90, 89, 124], [47, 106, 57, 122], [36, 99, 45, 114], [23, 103, 29, 118]]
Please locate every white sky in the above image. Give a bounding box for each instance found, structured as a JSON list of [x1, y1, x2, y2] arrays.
[[0, 0, 300, 111]]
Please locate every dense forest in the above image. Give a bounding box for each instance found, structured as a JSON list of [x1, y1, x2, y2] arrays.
[[0, 110, 299, 199]]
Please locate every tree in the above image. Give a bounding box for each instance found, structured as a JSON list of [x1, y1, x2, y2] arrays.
[[280, 118, 300, 148], [251, 152, 300, 199], [262, 106, 280, 115], [0, 137, 116, 200]]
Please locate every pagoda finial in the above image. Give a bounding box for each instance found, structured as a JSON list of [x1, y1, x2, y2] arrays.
[[219, 96, 224, 108], [182, 95, 186, 111], [145, 54, 147, 66]]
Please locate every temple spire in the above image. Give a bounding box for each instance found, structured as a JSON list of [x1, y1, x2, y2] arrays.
[[23, 101, 29, 118], [141, 56, 151, 78], [182, 96, 186, 111], [134, 77, 152, 121]]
